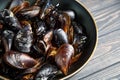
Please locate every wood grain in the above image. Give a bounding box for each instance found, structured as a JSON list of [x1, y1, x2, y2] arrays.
[[69, 0, 120, 80]]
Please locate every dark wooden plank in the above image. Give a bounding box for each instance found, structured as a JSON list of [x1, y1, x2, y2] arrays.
[[69, 0, 120, 80]]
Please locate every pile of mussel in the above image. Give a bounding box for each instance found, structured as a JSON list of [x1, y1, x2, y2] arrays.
[[0, 0, 87, 80]]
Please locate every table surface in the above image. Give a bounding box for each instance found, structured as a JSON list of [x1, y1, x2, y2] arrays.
[[69, 0, 120, 80]]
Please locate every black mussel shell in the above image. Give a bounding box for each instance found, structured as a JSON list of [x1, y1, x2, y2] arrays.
[[0, 36, 3, 55], [52, 29, 68, 47], [1, 9, 22, 31], [73, 34, 87, 53], [14, 22, 33, 53], [34, 63, 58, 80], [72, 22, 83, 34]]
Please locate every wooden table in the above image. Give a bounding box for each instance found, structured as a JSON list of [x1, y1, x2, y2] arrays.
[[69, 0, 120, 80]]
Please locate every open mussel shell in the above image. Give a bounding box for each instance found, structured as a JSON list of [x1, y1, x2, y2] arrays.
[[3, 51, 37, 69], [33, 30, 53, 56], [34, 63, 58, 80], [34, 20, 46, 36], [33, 40, 47, 56]]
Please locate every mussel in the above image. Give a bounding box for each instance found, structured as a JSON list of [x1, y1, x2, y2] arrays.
[[72, 22, 87, 53], [2, 32, 37, 70], [34, 63, 58, 80], [45, 9, 58, 29], [33, 40, 47, 56], [40, 0, 55, 19], [2, 30, 14, 52], [0, 9, 22, 31], [18, 6, 40, 18], [34, 20, 46, 36], [58, 13, 71, 34], [4, 51, 37, 69], [55, 44, 74, 75], [34, 0, 46, 7], [14, 57, 45, 80], [52, 29, 68, 47], [63, 10, 75, 20], [33, 30, 53, 56], [14, 21, 33, 53], [11, 1, 30, 14], [9, 0, 24, 10], [73, 34, 87, 53]]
